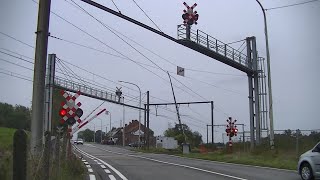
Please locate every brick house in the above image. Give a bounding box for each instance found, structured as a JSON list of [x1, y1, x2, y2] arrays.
[[106, 120, 154, 146]]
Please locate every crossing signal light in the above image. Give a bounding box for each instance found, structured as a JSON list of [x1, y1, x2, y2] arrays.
[[66, 117, 76, 125], [75, 108, 83, 118], [59, 109, 67, 117]]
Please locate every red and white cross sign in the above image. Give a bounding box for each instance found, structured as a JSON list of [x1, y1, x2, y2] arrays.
[[60, 90, 82, 124]]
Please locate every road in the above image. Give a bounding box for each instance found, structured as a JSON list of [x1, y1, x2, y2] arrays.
[[74, 143, 300, 180]]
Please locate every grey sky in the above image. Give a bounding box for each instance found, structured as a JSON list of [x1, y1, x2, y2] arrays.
[[0, 0, 319, 143]]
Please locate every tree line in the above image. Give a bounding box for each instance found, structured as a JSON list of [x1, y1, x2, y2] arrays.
[[0, 102, 31, 130]]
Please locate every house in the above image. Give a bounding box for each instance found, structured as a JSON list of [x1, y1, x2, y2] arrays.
[[105, 120, 155, 146]]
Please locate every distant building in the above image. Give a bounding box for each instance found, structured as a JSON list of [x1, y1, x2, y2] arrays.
[[105, 120, 154, 146], [156, 136, 178, 149]]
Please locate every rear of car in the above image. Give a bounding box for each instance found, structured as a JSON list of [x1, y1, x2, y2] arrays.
[[298, 142, 320, 180], [76, 138, 84, 145]]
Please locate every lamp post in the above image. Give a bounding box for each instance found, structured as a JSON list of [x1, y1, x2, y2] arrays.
[[119, 81, 142, 147], [100, 117, 102, 144], [255, 0, 275, 149]]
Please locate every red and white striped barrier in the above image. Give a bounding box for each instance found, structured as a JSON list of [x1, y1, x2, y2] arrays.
[[71, 108, 106, 135]]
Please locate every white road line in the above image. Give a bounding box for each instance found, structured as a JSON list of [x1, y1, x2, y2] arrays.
[[82, 159, 86, 162], [105, 169, 111, 174], [108, 175, 116, 180], [167, 154, 296, 172], [100, 165, 106, 169], [89, 174, 96, 180], [74, 146, 128, 180], [84, 162, 89, 165], [86, 165, 91, 168], [88, 168, 93, 173], [89, 145, 247, 180]]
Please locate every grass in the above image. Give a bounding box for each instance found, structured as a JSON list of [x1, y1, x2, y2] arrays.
[[134, 145, 298, 170], [180, 150, 297, 170], [0, 127, 16, 180], [0, 127, 87, 180], [134, 147, 182, 155]]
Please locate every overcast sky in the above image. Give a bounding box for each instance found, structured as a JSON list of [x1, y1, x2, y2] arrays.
[[0, 0, 319, 143]]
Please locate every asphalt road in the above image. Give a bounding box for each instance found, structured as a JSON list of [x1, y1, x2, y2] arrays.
[[74, 143, 300, 180]]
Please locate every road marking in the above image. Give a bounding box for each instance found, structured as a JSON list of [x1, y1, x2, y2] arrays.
[[86, 165, 91, 168], [88, 168, 93, 173], [74, 146, 128, 180], [108, 175, 116, 180], [82, 159, 86, 162], [105, 169, 111, 174], [84, 162, 89, 165], [100, 165, 106, 169], [89, 174, 96, 180], [167, 154, 296, 172], [89, 145, 247, 180]]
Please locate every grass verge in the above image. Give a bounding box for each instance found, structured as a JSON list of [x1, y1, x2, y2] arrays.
[[179, 150, 297, 170], [133, 146, 297, 170], [0, 127, 16, 179], [0, 127, 87, 180]]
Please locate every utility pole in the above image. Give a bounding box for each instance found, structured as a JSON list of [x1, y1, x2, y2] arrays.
[[167, 72, 186, 143], [93, 124, 95, 143], [31, 0, 52, 155], [256, 0, 275, 149], [211, 101, 214, 145], [122, 98, 125, 147], [146, 91, 150, 150]]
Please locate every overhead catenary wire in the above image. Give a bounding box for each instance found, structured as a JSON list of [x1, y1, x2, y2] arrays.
[[68, 0, 220, 104], [0, 31, 35, 49], [110, 0, 121, 13], [265, 0, 319, 11], [32, 0, 231, 117], [130, 0, 162, 32]]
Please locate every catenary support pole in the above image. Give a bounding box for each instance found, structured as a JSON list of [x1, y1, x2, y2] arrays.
[[31, 0, 52, 155]]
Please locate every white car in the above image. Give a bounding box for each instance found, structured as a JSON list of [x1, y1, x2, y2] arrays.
[[298, 141, 320, 180], [75, 138, 84, 145]]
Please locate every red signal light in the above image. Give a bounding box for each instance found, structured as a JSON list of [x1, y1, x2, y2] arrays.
[[59, 109, 67, 116]]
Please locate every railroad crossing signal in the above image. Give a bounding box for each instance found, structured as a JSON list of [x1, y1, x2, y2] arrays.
[[182, 2, 199, 25], [59, 90, 83, 126], [226, 117, 239, 151]]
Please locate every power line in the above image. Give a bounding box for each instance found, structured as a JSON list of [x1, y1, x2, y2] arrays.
[[0, 50, 34, 64], [0, 31, 34, 49], [131, 0, 162, 32], [59, 1, 209, 105], [0, 70, 33, 82], [48, 34, 159, 69], [32, 0, 229, 116], [0, 57, 33, 71], [0, 48, 34, 63], [265, 0, 319, 11], [110, 0, 121, 13]]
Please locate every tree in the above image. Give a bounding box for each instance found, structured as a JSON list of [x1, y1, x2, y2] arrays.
[[284, 129, 292, 136], [0, 102, 31, 130], [78, 128, 94, 142], [164, 123, 203, 147]]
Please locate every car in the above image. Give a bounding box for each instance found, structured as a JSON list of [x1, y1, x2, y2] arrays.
[[75, 138, 84, 145], [129, 141, 144, 147], [298, 141, 320, 180]]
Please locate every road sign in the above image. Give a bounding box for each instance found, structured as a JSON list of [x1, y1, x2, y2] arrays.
[[177, 66, 185, 76]]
